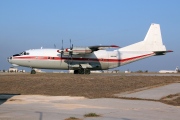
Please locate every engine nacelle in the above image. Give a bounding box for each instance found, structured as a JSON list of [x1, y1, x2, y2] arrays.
[[71, 47, 92, 54], [57, 47, 92, 55]]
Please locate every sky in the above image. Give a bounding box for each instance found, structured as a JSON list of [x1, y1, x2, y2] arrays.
[[0, 0, 180, 72]]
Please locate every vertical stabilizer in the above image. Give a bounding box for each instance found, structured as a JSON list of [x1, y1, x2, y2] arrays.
[[143, 23, 166, 51], [175, 67, 179, 72], [119, 23, 166, 51]]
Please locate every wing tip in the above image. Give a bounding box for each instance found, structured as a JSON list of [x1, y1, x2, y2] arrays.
[[166, 50, 173, 53]]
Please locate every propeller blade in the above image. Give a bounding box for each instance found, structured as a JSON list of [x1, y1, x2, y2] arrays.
[[71, 44, 73, 50], [61, 39, 64, 50], [68, 54, 70, 70], [61, 51, 63, 58], [70, 39, 71, 49], [60, 39, 64, 63], [68, 39, 73, 72]]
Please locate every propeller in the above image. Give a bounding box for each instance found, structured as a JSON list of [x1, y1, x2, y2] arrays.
[[70, 39, 73, 50], [61, 39, 64, 50], [61, 40, 64, 54], [60, 39, 64, 61], [68, 39, 73, 70], [69, 39, 73, 56], [54, 44, 56, 48]]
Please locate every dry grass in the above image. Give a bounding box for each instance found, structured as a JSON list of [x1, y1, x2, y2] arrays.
[[84, 113, 100, 117], [65, 117, 82, 120], [0, 73, 179, 105], [160, 93, 180, 106]]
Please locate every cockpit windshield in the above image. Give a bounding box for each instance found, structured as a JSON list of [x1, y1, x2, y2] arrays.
[[20, 51, 29, 55], [13, 51, 30, 56]]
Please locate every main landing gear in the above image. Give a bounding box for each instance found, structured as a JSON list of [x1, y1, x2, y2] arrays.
[[74, 68, 90, 74], [31, 69, 36, 74]]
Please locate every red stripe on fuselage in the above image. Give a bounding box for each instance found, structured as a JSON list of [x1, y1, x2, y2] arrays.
[[13, 53, 154, 63]]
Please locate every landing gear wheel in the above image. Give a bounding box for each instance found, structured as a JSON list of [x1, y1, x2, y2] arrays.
[[78, 69, 84, 74], [73, 68, 91, 74], [31, 69, 36, 74], [76, 69, 90, 74], [74, 70, 79, 74], [85, 69, 90, 74]]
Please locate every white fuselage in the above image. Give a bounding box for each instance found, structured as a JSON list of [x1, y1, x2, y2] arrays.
[[159, 67, 179, 73], [8, 48, 155, 70]]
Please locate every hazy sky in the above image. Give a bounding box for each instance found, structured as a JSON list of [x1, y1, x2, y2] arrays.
[[0, 0, 180, 72]]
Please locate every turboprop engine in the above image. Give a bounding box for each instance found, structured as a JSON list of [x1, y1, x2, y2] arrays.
[[57, 47, 92, 55]]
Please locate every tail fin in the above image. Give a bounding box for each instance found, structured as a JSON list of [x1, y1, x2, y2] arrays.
[[175, 66, 179, 72], [119, 23, 166, 51]]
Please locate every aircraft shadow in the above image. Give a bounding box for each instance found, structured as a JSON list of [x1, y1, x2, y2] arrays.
[[0, 93, 21, 106]]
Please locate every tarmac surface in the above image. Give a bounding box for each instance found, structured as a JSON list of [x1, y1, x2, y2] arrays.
[[0, 95, 180, 120], [0, 82, 180, 120], [115, 83, 180, 100]]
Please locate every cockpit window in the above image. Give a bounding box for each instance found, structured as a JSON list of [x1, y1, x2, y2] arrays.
[[20, 52, 24, 55], [13, 54, 20, 56], [13, 51, 29, 56], [24, 52, 29, 55], [20, 51, 29, 55]]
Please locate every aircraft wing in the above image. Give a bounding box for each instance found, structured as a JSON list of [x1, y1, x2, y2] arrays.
[[57, 45, 120, 55], [88, 45, 120, 52]]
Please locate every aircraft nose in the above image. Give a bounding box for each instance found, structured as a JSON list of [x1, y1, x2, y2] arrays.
[[7, 56, 12, 62]]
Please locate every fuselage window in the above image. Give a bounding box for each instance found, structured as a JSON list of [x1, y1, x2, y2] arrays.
[[48, 57, 50, 59]]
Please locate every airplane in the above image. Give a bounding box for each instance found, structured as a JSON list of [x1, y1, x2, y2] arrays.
[[8, 23, 173, 74], [159, 67, 179, 73]]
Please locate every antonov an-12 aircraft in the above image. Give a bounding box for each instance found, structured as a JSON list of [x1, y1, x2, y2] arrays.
[[8, 23, 172, 74]]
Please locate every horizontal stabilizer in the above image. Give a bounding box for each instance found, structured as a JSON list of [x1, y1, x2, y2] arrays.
[[154, 50, 173, 55]]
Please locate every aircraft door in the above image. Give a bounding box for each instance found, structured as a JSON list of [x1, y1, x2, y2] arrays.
[[108, 51, 119, 69], [97, 51, 109, 70]]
